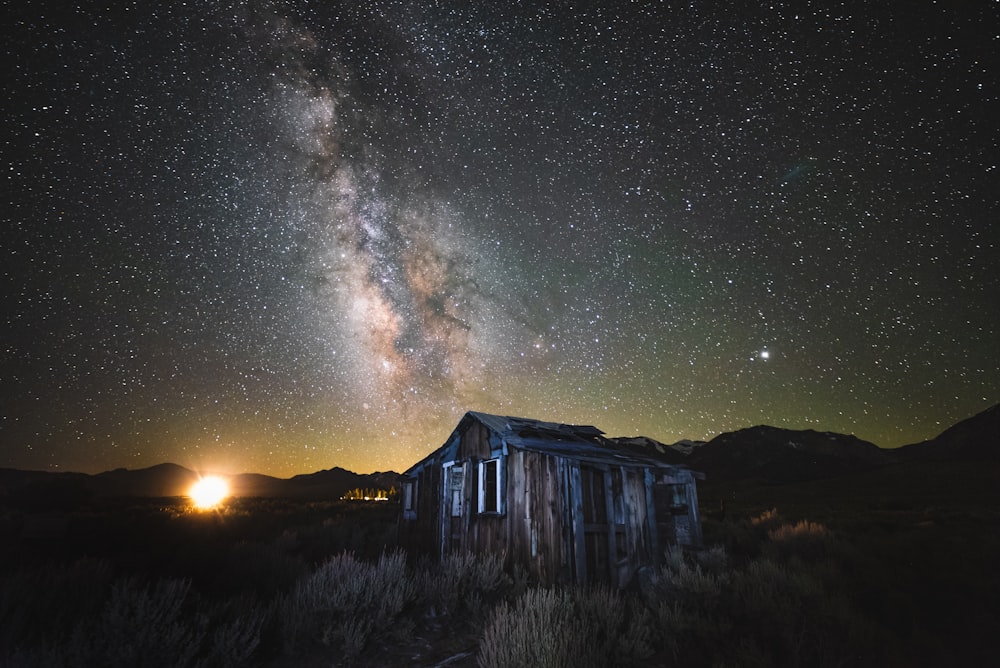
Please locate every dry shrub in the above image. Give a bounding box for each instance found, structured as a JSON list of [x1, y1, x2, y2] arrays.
[[199, 596, 267, 668], [693, 544, 729, 575], [641, 546, 730, 663], [766, 519, 836, 563], [0, 564, 267, 668], [69, 577, 205, 668], [750, 508, 784, 530], [768, 519, 830, 541], [477, 586, 650, 668], [420, 551, 512, 620], [729, 557, 854, 666], [715, 508, 785, 559], [281, 550, 416, 663], [638, 537, 877, 668], [0, 558, 113, 651]]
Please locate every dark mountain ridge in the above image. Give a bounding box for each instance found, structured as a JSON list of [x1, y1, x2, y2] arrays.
[[93, 462, 198, 497], [894, 403, 1000, 461], [685, 426, 888, 482], [0, 463, 402, 504], [683, 403, 998, 482]]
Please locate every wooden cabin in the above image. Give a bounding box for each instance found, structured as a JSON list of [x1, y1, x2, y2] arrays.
[[398, 411, 703, 587]]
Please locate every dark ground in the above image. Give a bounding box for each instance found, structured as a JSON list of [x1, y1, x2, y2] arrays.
[[3, 458, 997, 666]]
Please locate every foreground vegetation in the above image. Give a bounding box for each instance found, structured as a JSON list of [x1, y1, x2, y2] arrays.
[[1, 477, 996, 666]]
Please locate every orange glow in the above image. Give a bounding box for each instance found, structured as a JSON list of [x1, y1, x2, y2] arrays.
[[189, 476, 229, 509]]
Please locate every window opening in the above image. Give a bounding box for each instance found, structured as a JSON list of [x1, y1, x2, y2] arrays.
[[479, 459, 500, 513]]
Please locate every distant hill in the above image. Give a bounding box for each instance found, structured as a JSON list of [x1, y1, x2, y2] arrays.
[[0, 463, 402, 504], [685, 426, 889, 482], [895, 403, 1000, 461], [669, 439, 708, 456], [608, 436, 689, 465], [679, 403, 999, 482], [93, 463, 198, 497]]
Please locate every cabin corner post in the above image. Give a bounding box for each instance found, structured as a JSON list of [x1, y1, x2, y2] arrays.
[[558, 459, 573, 584], [688, 476, 703, 547], [644, 469, 660, 566], [602, 466, 618, 585], [570, 464, 586, 583]]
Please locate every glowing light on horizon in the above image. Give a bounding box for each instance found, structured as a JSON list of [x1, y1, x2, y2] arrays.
[[189, 476, 229, 509]]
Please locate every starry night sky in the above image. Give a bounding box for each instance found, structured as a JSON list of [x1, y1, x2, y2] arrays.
[[3, 1, 998, 476]]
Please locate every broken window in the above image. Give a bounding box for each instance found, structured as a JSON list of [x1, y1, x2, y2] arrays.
[[448, 465, 464, 517], [654, 483, 690, 518], [402, 480, 417, 520]]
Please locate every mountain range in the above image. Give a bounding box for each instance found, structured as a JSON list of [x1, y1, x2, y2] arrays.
[[672, 402, 999, 482], [0, 403, 996, 501], [0, 464, 402, 507]]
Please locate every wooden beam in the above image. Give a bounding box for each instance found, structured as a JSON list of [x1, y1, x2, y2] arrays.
[[644, 469, 660, 566], [603, 468, 617, 585], [571, 464, 586, 583]]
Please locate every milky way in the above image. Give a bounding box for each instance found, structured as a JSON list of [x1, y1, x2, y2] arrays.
[[253, 5, 526, 452], [3, 1, 998, 475]]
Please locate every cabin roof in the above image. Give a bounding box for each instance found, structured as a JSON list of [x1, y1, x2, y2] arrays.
[[405, 411, 697, 475]]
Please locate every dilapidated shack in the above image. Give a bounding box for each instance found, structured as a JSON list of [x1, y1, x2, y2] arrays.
[[398, 411, 702, 587]]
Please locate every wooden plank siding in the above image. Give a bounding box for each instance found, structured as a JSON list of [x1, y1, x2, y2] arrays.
[[569, 464, 660, 587], [421, 448, 573, 586], [458, 420, 491, 459], [622, 467, 654, 582], [504, 450, 565, 585], [397, 464, 443, 558], [643, 469, 661, 568], [570, 463, 586, 583]]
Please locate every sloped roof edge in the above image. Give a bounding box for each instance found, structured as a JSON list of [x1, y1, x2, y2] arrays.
[[405, 411, 697, 475]]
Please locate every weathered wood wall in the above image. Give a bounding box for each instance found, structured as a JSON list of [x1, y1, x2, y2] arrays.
[[621, 467, 655, 582], [502, 450, 567, 584], [567, 463, 664, 587], [458, 421, 491, 459], [397, 464, 443, 558]]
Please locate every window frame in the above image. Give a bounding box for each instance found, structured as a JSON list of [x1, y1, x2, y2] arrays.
[[654, 482, 689, 515], [402, 480, 417, 520], [478, 458, 502, 514]]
